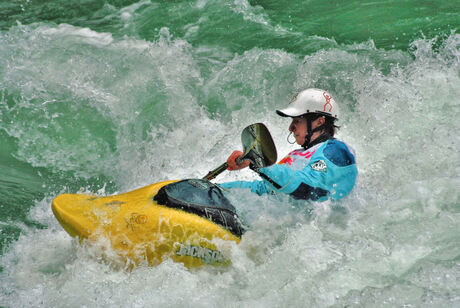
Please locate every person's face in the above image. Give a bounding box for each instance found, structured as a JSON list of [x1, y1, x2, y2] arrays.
[[289, 116, 325, 145], [289, 117, 308, 145]]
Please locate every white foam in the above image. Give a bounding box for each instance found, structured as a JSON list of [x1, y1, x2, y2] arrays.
[[40, 24, 114, 46]]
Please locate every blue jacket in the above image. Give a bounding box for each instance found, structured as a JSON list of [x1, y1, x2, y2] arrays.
[[220, 139, 357, 201]]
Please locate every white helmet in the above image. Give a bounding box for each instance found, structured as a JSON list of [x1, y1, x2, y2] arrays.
[[276, 88, 339, 120]]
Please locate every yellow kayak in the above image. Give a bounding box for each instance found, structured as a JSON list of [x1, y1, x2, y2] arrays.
[[52, 179, 243, 268]]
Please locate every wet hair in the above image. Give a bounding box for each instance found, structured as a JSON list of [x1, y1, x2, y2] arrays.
[[323, 115, 339, 136]]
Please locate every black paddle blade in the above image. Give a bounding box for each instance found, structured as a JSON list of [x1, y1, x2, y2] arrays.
[[241, 123, 277, 170]]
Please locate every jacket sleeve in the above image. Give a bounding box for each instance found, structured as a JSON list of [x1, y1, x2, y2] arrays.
[[218, 165, 316, 198], [219, 180, 271, 196]]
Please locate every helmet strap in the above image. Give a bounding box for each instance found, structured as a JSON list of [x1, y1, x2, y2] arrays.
[[301, 119, 327, 148]]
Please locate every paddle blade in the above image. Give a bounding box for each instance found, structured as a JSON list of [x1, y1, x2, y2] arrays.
[[241, 123, 277, 169]]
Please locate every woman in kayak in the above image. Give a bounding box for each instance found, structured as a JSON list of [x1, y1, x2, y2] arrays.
[[220, 88, 357, 201]]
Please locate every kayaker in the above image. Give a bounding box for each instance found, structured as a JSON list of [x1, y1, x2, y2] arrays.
[[220, 88, 357, 201]]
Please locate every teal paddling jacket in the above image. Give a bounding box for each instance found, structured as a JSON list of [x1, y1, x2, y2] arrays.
[[220, 139, 357, 201]]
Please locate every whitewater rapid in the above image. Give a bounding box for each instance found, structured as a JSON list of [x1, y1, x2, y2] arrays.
[[0, 18, 459, 307]]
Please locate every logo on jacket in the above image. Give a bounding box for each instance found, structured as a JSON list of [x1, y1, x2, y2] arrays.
[[278, 156, 294, 165], [311, 160, 327, 172]]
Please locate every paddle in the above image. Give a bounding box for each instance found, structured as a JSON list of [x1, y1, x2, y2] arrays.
[[203, 123, 277, 181]]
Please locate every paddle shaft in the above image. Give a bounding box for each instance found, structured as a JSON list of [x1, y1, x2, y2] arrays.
[[203, 157, 247, 181], [203, 162, 228, 181]]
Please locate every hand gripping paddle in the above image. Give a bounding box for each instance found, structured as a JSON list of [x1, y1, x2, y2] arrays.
[[203, 123, 277, 181]]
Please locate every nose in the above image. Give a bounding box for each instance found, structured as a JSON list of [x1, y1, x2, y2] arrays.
[[289, 122, 296, 132]]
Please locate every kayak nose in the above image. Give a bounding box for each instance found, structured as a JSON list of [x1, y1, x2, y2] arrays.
[[52, 193, 95, 239]]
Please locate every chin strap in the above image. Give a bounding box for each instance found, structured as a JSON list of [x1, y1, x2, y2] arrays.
[[301, 118, 330, 148]]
